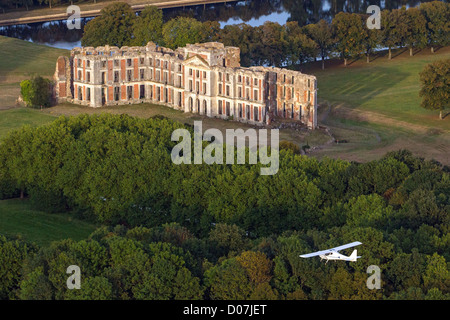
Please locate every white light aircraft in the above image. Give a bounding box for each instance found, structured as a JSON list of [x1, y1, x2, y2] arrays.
[[299, 241, 362, 264]]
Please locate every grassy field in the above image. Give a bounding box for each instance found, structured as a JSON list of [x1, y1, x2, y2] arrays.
[[0, 199, 97, 247], [301, 47, 450, 165], [0, 35, 69, 109], [310, 46, 450, 131], [0, 107, 57, 138]]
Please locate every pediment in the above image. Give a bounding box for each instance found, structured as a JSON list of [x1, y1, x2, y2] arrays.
[[184, 54, 210, 69]]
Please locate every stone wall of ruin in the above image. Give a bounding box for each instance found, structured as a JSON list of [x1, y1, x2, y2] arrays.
[[54, 42, 317, 129]]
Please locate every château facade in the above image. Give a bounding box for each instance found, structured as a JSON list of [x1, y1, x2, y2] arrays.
[[54, 42, 318, 128]]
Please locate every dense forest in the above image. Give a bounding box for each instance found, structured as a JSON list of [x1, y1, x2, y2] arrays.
[[0, 114, 448, 300], [77, 1, 450, 68]]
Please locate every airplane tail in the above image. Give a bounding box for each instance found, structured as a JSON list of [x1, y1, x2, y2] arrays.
[[349, 249, 361, 261]]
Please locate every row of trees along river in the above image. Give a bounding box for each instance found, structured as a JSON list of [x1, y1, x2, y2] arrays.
[[0, 0, 446, 50], [62, 1, 449, 71]]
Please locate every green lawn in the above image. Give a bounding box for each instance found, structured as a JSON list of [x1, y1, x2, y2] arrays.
[[0, 199, 97, 247], [0, 35, 68, 76], [300, 47, 450, 165], [0, 35, 69, 109], [0, 108, 57, 139], [312, 47, 450, 131]]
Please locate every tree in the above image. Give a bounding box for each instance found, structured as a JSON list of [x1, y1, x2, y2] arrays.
[[131, 242, 203, 299], [386, 250, 425, 293], [259, 21, 288, 67], [81, 3, 135, 47], [304, 19, 335, 69], [19, 79, 32, 105], [405, 7, 428, 56], [400, 188, 443, 229], [423, 253, 449, 293], [0, 236, 36, 299], [420, 1, 450, 53], [41, 0, 60, 9], [249, 282, 279, 299], [0, 0, 8, 13], [65, 276, 113, 300], [162, 17, 204, 50], [20, 75, 52, 108], [328, 267, 360, 300], [381, 9, 408, 60], [332, 12, 365, 66], [425, 288, 449, 300], [14, 0, 32, 10], [131, 6, 163, 46], [235, 251, 273, 285], [344, 194, 394, 229], [279, 141, 301, 155], [284, 21, 317, 67], [18, 267, 53, 300], [200, 21, 221, 43], [208, 223, 249, 258], [204, 258, 252, 300], [419, 58, 449, 119], [218, 23, 259, 67], [360, 14, 382, 63]]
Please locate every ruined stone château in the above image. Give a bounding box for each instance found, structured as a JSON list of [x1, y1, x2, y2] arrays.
[[54, 42, 317, 128]]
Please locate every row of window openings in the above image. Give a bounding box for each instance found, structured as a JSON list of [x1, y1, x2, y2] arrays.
[[280, 74, 296, 85], [220, 72, 261, 86], [101, 70, 179, 84], [188, 80, 207, 94], [217, 85, 260, 101], [189, 99, 208, 114], [217, 101, 261, 121], [189, 69, 207, 78], [281, 103, 301, 119], [77, 87, 91, 101], [106, 86, 181, 106], [77, 70, 147, 83], [97, 58, 182, 72]]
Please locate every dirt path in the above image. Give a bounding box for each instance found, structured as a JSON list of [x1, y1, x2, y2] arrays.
[[309, 102, 450, 165]]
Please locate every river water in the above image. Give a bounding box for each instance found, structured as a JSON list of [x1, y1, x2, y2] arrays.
[[0, 0, 439, 50]]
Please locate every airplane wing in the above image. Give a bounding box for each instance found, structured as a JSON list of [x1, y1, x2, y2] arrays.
[[299, 249, 333, 258], [299, 241, 362, 258], [331, 241, 362, 252]]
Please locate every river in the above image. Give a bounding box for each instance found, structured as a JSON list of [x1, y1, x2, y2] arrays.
[[0, 0, 439, 50]]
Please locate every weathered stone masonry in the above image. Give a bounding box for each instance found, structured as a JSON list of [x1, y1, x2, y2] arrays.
[[54, 42, 317, 129]]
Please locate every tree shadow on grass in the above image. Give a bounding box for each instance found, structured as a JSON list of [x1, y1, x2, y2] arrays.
[[391, 48, 408, 59]]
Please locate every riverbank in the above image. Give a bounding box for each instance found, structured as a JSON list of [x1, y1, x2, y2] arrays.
[[0, 0, 237, 26]]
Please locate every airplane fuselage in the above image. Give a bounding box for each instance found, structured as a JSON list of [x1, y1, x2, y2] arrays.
[[319, 251, 356, 262]]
